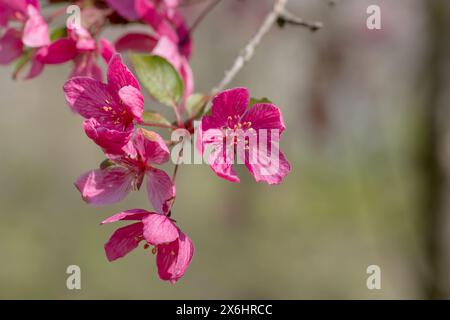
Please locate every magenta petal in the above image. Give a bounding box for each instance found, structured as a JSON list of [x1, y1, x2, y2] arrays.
[[84, 118, 133, 155], [142, 213, 179, 245], [71, 54, 103, 81], [107, 53, 140, 92], [146, 168, 176, 215], [100, 38, 115, 63], [210, 87, 249, 127], [104, 222, 143, 261], [22, 5, 50, 48], [24, 55, 44, 79], [118, 85, 144, 121], [241, 103, 286, 133], [75, 167, 134, 206], [0, 28, 23, 64], [101, 209, 152, 224], [106, 0, 139, 21], [41, 38, 77, 64], [156, 231, 194, 283], [209, 145, 240, 183], [245, 149, 291, 185], [63, 77, 113, 116], [115, 33, 157, 53], [153, 36, 181, 70], [132, 128, 170, 165]]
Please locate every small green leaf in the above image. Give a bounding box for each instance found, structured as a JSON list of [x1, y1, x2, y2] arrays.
[[186, 93, 208, 119], [99, 159, 115, 170], [50, 27, 67, 42], [141, 111, 172, 127], [249, 97, 272, 107], [12, 50, 32, 79], [130, 54, 184, 107]]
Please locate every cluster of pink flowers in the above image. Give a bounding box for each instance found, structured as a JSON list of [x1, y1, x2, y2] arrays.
[[0, 0, 291, 283]]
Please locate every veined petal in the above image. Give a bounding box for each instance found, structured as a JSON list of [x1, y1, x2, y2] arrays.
[[84, 118, 133, 155], [118, 85, 144, 121], [101, 209, 152, 224], [63, 77, 114, 117], [209, 87, 249, 129], [107, 53, 140, 92], [241, 103, 286, 134], [132, 128, 169, 165], [156, 231, 194, 283], [75, 166, 134, 206], [104, 222, 143, 261], [245, 148, 291, 185], [142, 213, 179, 245], [146, 168, 176, 214]]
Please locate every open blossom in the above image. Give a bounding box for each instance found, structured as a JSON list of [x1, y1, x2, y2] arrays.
[[75, 128, 176, 215], [102, 209, 194, 283], [63, 54, 144, 154], [199, 87, 291, 185], [0, 0, 49, 65]]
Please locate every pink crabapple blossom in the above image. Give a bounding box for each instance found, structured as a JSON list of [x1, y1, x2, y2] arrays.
[[199, 87, 291, 185], [102, 209, 193, 283], [63, 53, 144, 154], [75, 128, 176, 215]]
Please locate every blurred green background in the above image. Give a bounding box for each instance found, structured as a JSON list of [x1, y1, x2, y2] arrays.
[[1, 0, 449, 299]]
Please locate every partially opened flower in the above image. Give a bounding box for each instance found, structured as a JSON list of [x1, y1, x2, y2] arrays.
[[199, 87, 291, 185], [0, 28, 23, 64], [76, 128, 176, 214], [63, 54, 144, 153], [102, 209, 194, 283]]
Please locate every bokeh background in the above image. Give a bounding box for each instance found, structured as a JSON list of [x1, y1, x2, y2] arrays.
[[1, 0, 450, 299]]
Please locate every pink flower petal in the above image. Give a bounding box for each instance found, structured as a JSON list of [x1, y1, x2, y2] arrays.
[[245, 149, 291, 185], [118, 85, 144, 122], [101, 209, 152, 224], [209, 87, 249, 128], [156, 231, 194, 283], [0, 28, 23, 64], [104, 222, 144, 261], [208, 143, 240, 183], [115, 33, 157, 53], [41, 38, 77, 64], [241, 103, 286, 133], [107, 53, 140, 92], [22, 5, 50, 48], [142, 213, 179, 245], [75, 166, 134, 206], [71, 54, 103, 81], [100, 38, 115, 63], [146, 168, 176, 214], [83, 118, 133, 155], [106, 0, 139, 21], [63, 77, 114, 116], [132, 128, 170, 165]]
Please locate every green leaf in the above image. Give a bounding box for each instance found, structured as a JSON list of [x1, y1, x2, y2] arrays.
[[186, 93, 208, 119], [130, 54, 184, 107], [12, 50, 32, 79], [249, 97, 272, 107], [99, 159, 115, 170], [141, 111, 172, 127], [50, 27, 67, 42]]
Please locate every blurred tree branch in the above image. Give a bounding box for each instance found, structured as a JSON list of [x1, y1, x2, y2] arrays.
[[210, 0, 322, 100]]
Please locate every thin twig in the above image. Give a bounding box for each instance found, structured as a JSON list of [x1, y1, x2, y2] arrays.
[[209, 0, 288, 101], [188, 0, 222, 34], [277, 10, 323, 32]]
